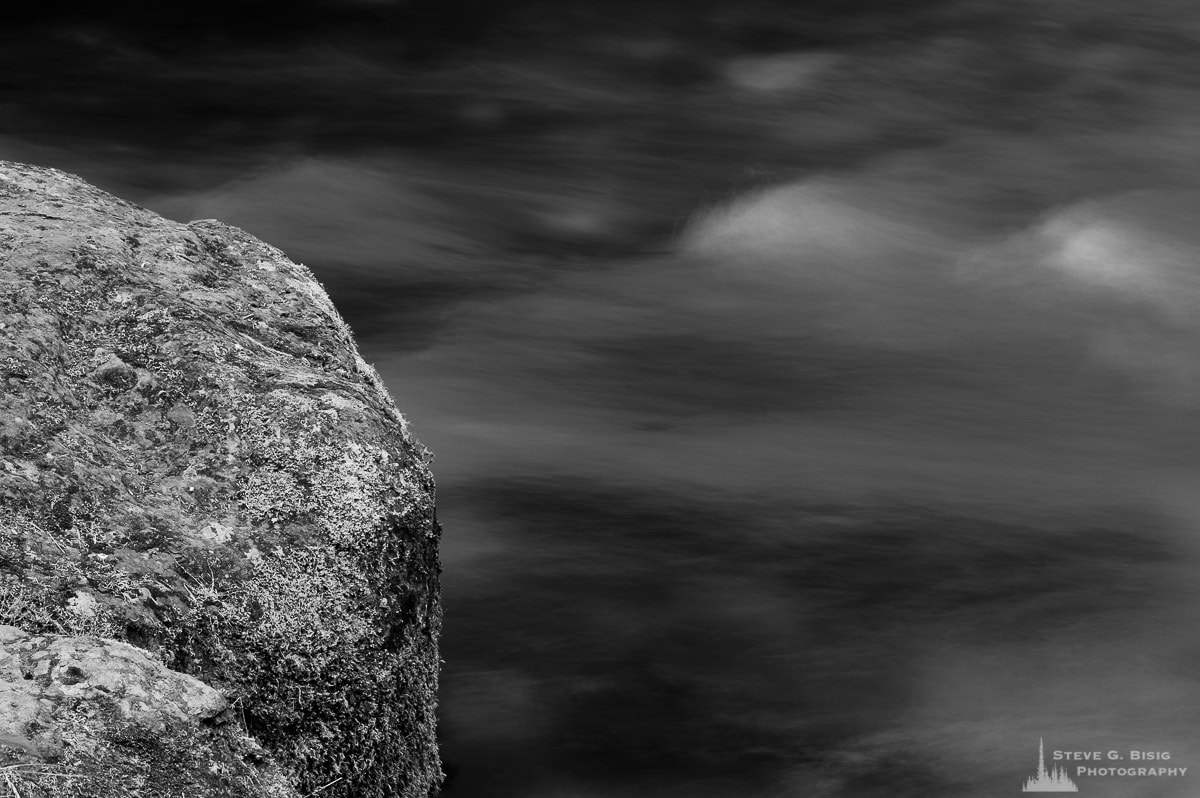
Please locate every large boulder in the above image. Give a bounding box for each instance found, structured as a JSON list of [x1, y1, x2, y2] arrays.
[[0, 161, 442, 797]]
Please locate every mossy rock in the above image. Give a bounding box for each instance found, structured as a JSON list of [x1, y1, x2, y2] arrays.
[[0, 161, 442, 797]]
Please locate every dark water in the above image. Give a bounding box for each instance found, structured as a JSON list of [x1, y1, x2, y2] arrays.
[[7, 3, 1200, 795]]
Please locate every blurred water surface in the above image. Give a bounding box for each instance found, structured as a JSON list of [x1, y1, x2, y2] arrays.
[[7, 2, 1200, 795]]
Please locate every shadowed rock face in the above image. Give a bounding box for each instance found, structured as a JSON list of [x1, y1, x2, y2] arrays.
[[0, 161, 442, 798]]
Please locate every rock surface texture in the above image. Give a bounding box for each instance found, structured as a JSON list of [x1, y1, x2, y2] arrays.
[[0, 161, 442, 798]]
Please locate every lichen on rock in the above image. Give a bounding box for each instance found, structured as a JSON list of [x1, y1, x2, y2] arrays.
[[0, 624, 296, 798], [0, 161, 442, 797]]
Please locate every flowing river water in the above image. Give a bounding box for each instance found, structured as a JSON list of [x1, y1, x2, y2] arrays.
[[5, 3, 1200, 795]]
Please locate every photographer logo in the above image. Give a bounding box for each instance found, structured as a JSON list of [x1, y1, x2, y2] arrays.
[[1023, 738, 1078, 792], [1021, 738, 1187, 792]]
